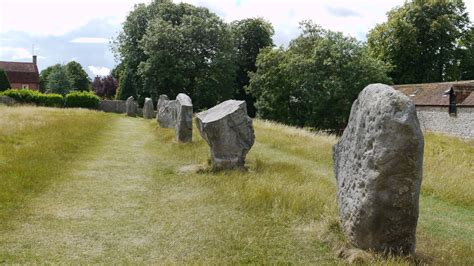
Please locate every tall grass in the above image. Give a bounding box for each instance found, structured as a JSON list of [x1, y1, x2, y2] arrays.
[[0, 106, 113, 223], [422, 133, 473, 207]]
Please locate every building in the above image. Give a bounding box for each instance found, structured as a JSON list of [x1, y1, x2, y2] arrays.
[[0, 55, 40, 90], [393, 81, 474, 138]]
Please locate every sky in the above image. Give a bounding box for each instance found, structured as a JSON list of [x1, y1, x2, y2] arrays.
[[1, 0, 474, 78]]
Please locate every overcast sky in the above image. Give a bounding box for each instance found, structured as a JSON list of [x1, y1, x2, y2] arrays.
[[2, 0, 474, 78]]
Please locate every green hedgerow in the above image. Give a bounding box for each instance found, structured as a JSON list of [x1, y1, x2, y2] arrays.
[[64, 91, 100, 109]]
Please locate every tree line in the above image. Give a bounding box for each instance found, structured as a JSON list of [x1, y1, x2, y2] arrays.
[[4, 0, 468, 132], [114, 0, 474, 132]]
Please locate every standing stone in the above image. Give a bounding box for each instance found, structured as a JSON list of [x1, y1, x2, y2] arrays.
[[125, 96, 137, 117], [196, 100, 255, 170], [175, 93, 193, 142], [143, 97, 154, 119], [156, 95, 168, 123], [156, 95, 177, 128], [333, 84, 424, 255]]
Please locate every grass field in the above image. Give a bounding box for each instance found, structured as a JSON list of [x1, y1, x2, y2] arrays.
[[0, 106, 472, 264]]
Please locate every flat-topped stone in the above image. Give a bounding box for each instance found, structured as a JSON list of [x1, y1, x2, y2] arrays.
[[196, 100, 254, 170], [196, 100, 243, 124]]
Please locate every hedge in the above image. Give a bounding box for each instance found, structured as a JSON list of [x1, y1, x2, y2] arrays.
[[64, 91, 100, 109], [0, 89, 64, 107]]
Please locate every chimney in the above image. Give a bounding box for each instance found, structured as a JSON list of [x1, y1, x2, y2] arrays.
[[32, 55, 37, 65]]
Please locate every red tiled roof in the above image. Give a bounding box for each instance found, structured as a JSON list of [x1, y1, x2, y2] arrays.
[[393, 81, 474, 106], [0, 61, 39, 84]]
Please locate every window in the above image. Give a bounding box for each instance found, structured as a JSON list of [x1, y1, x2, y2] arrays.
[[21, 84, 29, 89]]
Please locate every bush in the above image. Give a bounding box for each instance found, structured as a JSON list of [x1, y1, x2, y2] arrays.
[[34, 93, 64, 107], [64, 91, 100, 109], [0, 89, 64, 107]]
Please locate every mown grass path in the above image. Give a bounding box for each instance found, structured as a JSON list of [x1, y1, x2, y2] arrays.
[[1, 117, 165, 262]]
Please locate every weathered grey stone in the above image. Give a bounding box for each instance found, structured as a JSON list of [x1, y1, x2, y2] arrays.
[[196, 100, 255, 170], [143, 97, 154, 119], [175, 93, 193, 142], [333, 84, 424, 255], [156, 94, 176, 128], [156, 95, 168, 122], [125, 96, 137, 117]]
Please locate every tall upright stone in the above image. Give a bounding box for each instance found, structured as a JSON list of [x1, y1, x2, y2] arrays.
[[143, 97, 154, 119], [333, 84, 424, 255], [125, 96, 137, 117], [156, 94, 176, 128], [196, 100, 255, 170], [175, 93, 193, 142]]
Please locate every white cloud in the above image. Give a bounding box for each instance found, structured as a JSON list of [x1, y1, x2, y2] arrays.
[[0, 47, 32, 60], [70, 37, 109, 44], [88, 65, 110, 76]]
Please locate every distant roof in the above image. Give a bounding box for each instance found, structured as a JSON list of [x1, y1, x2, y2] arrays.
[[393, 80, 474, 107], [0, 61, 39, 84]]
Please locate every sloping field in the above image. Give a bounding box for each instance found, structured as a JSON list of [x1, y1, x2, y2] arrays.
[[0, 106, 472, 264]]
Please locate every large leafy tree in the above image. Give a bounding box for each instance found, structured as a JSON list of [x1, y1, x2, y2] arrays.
[[248, 22, 391, 132], [367, 0, 470, 84], [113, 0, 236, 109], [65, 61, 90, 91], [112, 1, 155, 100], [0, 69, 11, 91], [231, 18, 274, 117], [46, 66, 71, 95]]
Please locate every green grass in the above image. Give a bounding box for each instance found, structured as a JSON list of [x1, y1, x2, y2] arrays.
[[0, 106, 472, 264]]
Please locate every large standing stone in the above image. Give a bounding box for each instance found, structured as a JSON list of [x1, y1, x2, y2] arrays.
[[333, 84, 424, 255], [143, 97, 154, 119], [125, 96, 137, 117], [196, 100, 255, 170], [156, 95, 177, 128], [175, 93, 193, 142]]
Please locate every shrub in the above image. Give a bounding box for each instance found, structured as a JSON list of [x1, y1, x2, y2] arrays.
[[0, 89, 64, 107], [34, 93, 64, 107], [1, 89, 36, 103], [64, 91, 100, 109]]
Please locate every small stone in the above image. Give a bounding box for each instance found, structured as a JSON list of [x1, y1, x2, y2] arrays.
[[333, 83, 424, 255], [156, 94, 176, 128], [175, 93, 193, 142], [195, 100, 255, 170], [143, 97, 154, 119], [125, 96, 137, 117]]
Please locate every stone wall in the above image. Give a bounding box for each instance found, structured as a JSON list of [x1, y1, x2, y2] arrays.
[[0, 96, 16, 106], [416, 106, 473, 138], [98, 100, 126, 113]]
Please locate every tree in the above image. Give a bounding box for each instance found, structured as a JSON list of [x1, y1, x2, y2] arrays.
[[116, 67, 136, 100], [46, 66, 71, 95], [93, 75, 118, 99], [248, 22, 391, 132], [39, 64, 61, 92], [65, 61, 90, 91], [138, 2, 236, 109], [367, 0, 470, 84], [113, 0, 236, 110], [231, 18, 274, 117], [0, 69, 11, 91]]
